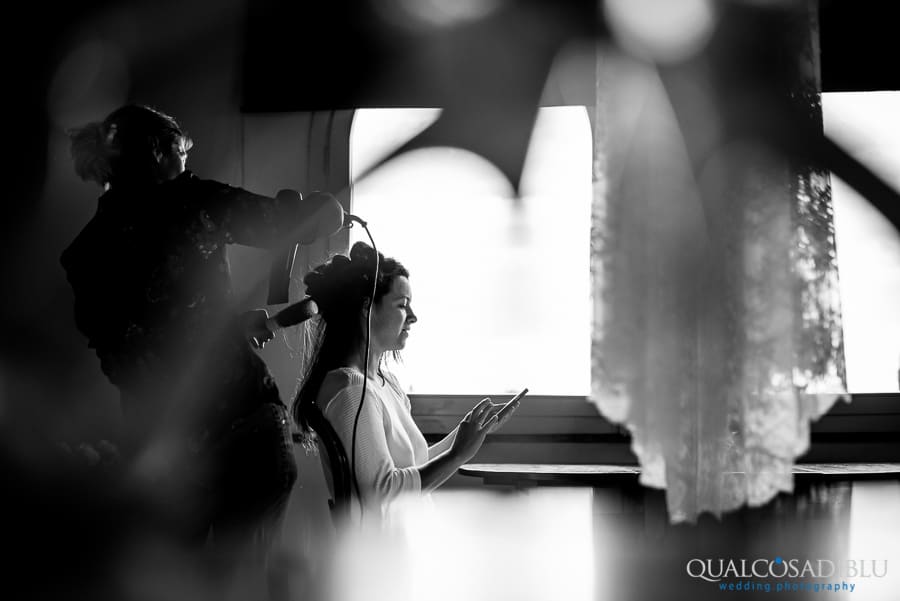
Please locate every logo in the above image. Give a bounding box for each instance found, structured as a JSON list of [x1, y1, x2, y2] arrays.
[[685, 556, 888, 594]]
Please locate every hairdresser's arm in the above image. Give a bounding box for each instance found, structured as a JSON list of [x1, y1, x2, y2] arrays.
[[191, 175, 312, 249]]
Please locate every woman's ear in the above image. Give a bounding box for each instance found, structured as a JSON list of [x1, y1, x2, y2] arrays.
[[152, 142, 164, 164], [357, 299, 375, 339], [358, 298, 372, 325]]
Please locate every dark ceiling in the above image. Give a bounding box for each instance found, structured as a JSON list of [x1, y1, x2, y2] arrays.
[[240, 0, 900, 112], [819, 0, 900, 92]]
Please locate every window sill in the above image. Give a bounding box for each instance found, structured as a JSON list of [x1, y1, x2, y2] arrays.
[[410, 393, 618, 437], [410, 392, 900, 464]]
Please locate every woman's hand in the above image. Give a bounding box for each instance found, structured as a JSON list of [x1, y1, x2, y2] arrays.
[[449, 398, 499, 464], [488, 394, 522, 433]]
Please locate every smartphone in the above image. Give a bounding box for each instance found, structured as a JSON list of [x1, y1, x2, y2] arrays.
[[497, 388, 528, 419]]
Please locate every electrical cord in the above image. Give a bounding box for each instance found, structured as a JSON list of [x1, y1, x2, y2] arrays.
[[349, 221, 378, 518]]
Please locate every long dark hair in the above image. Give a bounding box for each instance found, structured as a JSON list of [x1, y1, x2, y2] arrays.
[[68, 104, 190, 187], [293, 242, 409, 432]]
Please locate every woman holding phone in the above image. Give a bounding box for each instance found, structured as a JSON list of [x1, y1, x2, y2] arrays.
[[293, 242, 523, 526]]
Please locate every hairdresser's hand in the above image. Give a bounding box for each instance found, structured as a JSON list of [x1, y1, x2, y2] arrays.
[[241, 309, 274, 350], [449, 398, 498, 464]]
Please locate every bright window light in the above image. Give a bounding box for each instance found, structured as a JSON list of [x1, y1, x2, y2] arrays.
[[350, 107, 592, 395], [823, 91, 900, 393]]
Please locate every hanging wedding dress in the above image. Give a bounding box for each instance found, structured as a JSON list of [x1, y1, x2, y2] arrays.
[[589, 2, 847, 523]]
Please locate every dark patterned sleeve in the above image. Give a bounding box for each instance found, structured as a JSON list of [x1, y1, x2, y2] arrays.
[[191, 175, 308, 249]]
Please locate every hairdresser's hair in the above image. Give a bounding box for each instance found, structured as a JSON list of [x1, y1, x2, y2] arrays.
[[293, 241, 409, 432], [68, 104, 191, 187]]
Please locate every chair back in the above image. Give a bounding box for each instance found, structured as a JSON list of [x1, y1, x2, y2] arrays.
[[303, 403, 352, 523]]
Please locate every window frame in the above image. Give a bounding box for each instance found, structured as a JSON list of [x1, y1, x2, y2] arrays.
[[344, 105, 900, 463]]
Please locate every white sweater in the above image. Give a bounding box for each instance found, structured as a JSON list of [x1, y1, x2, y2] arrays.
[[318, 367, 443, 522]]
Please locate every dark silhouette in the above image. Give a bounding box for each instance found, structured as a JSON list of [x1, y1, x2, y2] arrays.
[[59, 104, 313, 598]]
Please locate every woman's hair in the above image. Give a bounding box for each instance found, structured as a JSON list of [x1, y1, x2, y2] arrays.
[[293, 241, 409, 432], [68, 104, 191, 187]]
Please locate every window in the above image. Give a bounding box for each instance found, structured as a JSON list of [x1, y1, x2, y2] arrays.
[[348, 94, 899, 397], [349, 107, 592, 395], [822, 91, 900, 393]]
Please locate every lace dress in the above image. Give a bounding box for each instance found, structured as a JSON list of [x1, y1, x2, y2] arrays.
[[589, 2, 846, 522]]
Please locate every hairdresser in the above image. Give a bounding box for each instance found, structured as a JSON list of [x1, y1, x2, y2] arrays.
[[60, 104, 335, 574]]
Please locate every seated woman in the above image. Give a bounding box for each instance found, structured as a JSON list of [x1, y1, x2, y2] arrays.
[[293, 242, 519, 525]]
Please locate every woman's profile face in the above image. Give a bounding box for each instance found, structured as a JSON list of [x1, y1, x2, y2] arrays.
[[371, 275, 417, 352]]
